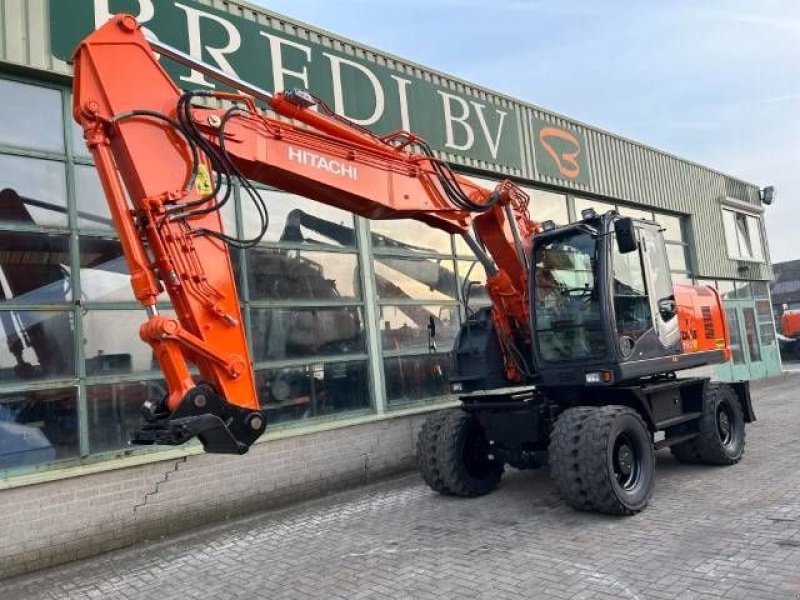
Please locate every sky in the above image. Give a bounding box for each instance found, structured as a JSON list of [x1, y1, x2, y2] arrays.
[[252, 0, 799, 263]]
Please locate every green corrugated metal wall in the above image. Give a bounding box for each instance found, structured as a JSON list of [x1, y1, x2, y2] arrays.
[[0, 0, 770, 281]]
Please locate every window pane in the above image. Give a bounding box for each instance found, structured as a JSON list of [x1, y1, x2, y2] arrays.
[[374, 257, 457, 301], [742, 307, 761, 362], [573, 197, 615, 221], [247, 248, 360, 301], [78, 237, 169, 304], [655, 213, 683, 243], [371, 219, 453, 255], [722, 210, 739, 258], [71, 120, 91, 158], [735, 281, 752, 300], [0, 310, 74, 384], [725, 308, 745, 364], [87, 379, 167, 453], [666, 243, 688, 273], [735, 213, 753, 259], [75, 165, 113, 230], [456, 259, 490, 307], [379, 305, 459, 354], [528, 188, 569, 226], [616, 205, 653, 221], [756, 300, 776, 346], [250, 306, 365, 362], [0, 387, 78, 470], [256, 360, 370, 425], [385, 353, 452, 407], [242, 190, 355, 248], [746, 216, 764, 262], [717, 280, 736, 301], [83, 310, 178, 376], [0, 232, 71, 303], [0, 79, 64, 152], [0, 155, 67, 227]]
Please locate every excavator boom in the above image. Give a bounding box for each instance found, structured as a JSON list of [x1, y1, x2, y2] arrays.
[[71, 15, 536, 453]]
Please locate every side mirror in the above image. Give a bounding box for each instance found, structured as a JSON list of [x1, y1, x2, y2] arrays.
[[614, 217, 638, 254], [658, 297, 677, 320]]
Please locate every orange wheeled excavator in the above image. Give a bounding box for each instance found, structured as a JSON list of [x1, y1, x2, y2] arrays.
[[69, 15, 754, 514]]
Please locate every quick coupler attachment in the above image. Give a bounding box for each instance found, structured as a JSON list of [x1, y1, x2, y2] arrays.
[[131, 383, 266, 454]]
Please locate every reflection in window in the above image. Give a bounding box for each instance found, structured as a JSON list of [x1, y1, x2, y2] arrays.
[[242, 190, 355, 247], [256, 360, 370, 425], [756, 300, 776, 346], [250, 307, 365, 362], [616, 206, 653, 221], [573, 197, 615, 220], [83, 310, 177, 376], [374, 257, 457, 301], [379, 305, 458, 354], [75, 165, 113, 230], [455, 259, 489, 312], [666, 243, 688, 272], [87, 380, 167, 453], [0, 79, 64, 153], [0, 157, 67, 227], [0, 232, 71, 303], [0, 387, 78, 469], [528, 188, 569, 225], [655, 213, 683, 242], [79, 237, 170, 304], [612, 237, 651, 344], [247, 248, 360, 301], [0, 310, 74, 383], [385, 353, 452, 407], [725, 308, 744, 364], [371, 219, 453, 255], [533, 230, 606, 362]]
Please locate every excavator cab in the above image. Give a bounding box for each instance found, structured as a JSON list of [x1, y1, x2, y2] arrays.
[[530, 210, 726, 387]]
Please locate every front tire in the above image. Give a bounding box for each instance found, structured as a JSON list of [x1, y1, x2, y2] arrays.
[[549, 406, 655, 515], [417, 409, 503, 497]]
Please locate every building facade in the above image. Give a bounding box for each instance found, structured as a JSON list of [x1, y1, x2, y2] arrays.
[[0, 0, 780, 575]]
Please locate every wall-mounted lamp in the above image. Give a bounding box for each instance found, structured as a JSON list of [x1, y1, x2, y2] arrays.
[[761, 185, 776, 206]]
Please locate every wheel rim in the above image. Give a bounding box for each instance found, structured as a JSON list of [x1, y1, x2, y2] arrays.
[[716, 402, 736, 448], [461, 423, 495, 479], [613, 432, 642, 492]]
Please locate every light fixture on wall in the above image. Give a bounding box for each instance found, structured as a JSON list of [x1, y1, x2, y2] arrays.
[[761, 186, 776, 206]]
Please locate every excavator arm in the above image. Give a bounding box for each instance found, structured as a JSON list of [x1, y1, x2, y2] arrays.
[[71, 15, 537, 454]]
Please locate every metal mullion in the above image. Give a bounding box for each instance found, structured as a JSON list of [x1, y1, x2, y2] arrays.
[[376, 298, 460, 307], [84, 370, 168, 386], [371, 248, 456, 261], [256, 242, 359, 255], [248, 298, 365, 309], [252, 353, 369, 372], [0, 377, 79, 395], [0, 222, 70, 235], [63, 87, 91, 458], [383, 348, 453, 359], [0, 144, 67, 162], [355, 216, 386, 415]]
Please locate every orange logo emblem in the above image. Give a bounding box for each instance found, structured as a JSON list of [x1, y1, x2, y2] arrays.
[[539, 127, 581, 179]]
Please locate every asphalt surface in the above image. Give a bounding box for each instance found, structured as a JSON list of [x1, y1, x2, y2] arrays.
[[3, 374, 800, 599]]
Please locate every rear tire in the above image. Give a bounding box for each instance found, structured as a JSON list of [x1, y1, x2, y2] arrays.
[[417, 409, 503, 497], [674, 384, 745, 465], [549, 406, 655, 515]]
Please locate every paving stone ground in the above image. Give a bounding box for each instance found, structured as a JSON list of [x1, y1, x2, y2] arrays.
[[3, 375, 800, 599]]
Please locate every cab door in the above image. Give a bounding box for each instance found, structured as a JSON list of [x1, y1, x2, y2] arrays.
[[639, 225, 681, 353], [611, 223, 678, 362]]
